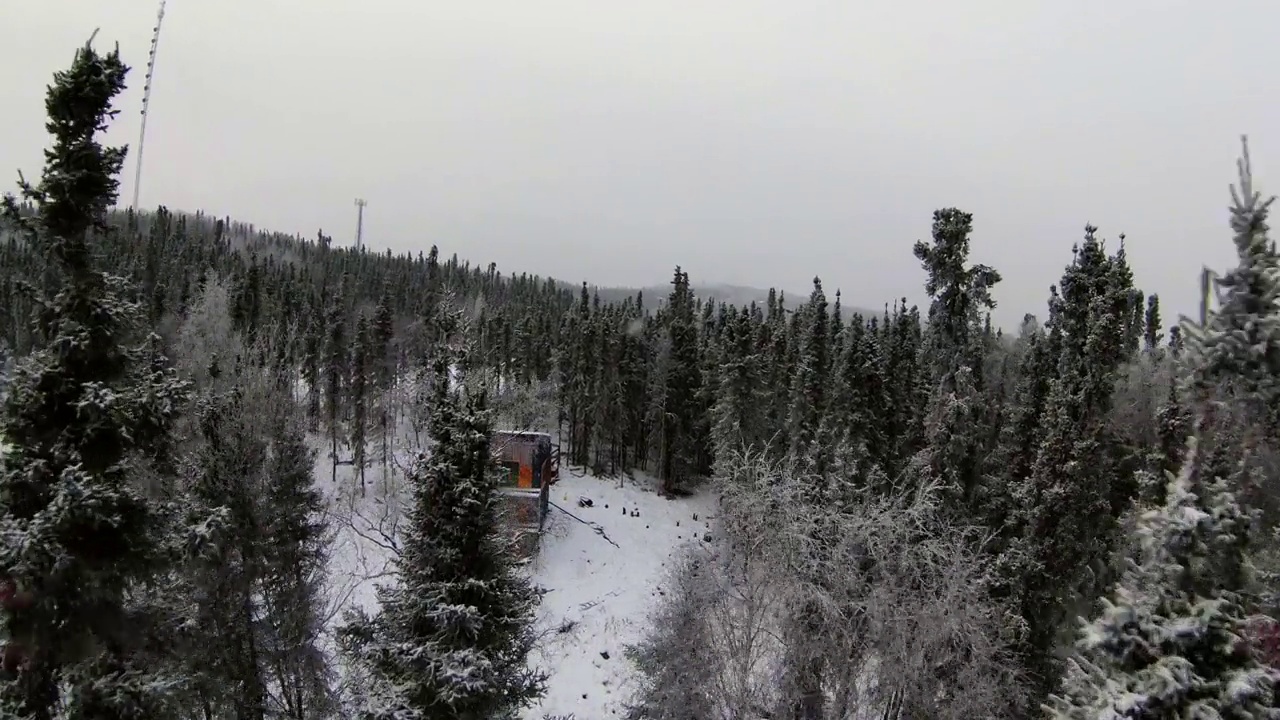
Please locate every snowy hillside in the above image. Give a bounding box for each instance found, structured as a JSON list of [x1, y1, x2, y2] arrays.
[[318, 428, 717, 720]]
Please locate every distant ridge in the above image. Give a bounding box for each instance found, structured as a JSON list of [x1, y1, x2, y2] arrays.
[[574, 280, 881, 318]]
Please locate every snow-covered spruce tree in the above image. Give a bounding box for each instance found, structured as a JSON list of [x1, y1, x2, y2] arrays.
[[178, 381, 271, 720], [829, 316, 894, 488], [1182, 139, 1280, 417], [1045, 438, 1276, 720], [337, 359, 545, 720], [786, 277, 831, 474], [301, 295, 323, 431], [1008, 226, 1140, 701], [259, 411, 335, 720], [1144, 293, 1163, 353], [1185, 137, 1280, 548], [659, 267, 701, 495], [759, 290, 794, 457], [0, 39, 189, 720], [910, 208, 1002, 512], [350, 312, 371, 495], [323, 275, 348, 484], [913, 207, 1002, 387], [883, 301, 929, 477], [1144, 380, 1191, 506], [982, 314, 1056, 534], [372, 287, 396, 469], [1047, 137, 1280, 719], [778, 282, 842, 720], [709, 307, 768, 476]]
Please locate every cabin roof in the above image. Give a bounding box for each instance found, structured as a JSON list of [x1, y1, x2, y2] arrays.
[[492, 430, 552, 441]]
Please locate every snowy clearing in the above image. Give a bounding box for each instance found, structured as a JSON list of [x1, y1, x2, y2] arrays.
[[523, 470, 718, 719], [315, 420, 717, 719]]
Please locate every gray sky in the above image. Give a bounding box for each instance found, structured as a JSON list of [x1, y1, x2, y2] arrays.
[[3, 0, 1277, 328]]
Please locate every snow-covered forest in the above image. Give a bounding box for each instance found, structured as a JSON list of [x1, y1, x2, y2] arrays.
[[4, 38, 1280, 720]]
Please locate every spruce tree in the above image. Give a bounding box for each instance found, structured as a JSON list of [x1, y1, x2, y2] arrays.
[[1046, 438, 1276, 720], [0, 38, 188, 720], [911, 208, 1001, 510], [350, 313, 371, 495], [260, 414, 334, 720], [984, 315, 1055, 529], [338, 361, 545, 720], [301, 294, 323, 431], [1010, 227, 1142, 700], [1183, 136, 1280, 426], [1048, 136, 1280, 720], [373, 287, 396, 468], [823, 315, 890, 487], [182, 380, 271, 720], [659, 267, 701, 495], [1147, 380, 1191, 503], [913, 207, 1001, 385], [1144, 293, 1163, 352], [787, 277, 830, 475], [323, 280, 347, 483], [710, 307, 767, 473]]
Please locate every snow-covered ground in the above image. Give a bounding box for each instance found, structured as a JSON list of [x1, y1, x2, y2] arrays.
[[318, 429, 718, 720], [524, 470, 717, 719]]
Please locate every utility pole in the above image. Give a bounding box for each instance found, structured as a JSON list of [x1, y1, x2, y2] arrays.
[[132, 0, 167, 211], [354, 198, 367, 250]]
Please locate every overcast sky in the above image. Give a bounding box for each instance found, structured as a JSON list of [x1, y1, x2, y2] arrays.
[[3, 0, 1277, 328]]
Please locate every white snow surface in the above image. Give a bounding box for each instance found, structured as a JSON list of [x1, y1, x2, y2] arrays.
[[320, 437, 717, 720], [524, 471, 717, 719]]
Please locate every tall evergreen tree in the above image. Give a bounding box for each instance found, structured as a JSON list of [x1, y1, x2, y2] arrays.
[[350, 313, 371, 495], [1049, 138, 1280, 719], [338, 361, 545, 720], [1183, 137, 1280, 427], [1047, 438, 1276, 720], [787, 277, 831, 474], [182, 381, 271, 720], [710, 307, 768, 473], [301, 294, 323, 431], [372, 286, 397, 468], [911, 208, 1002, 510], [0, 38, 189, 720], [913, 207, 1001, 385], [323, 279, 347, 483], [660, 267, 701, 495], [260, 415, 334, 720], [1144, 293, 1163, 352]]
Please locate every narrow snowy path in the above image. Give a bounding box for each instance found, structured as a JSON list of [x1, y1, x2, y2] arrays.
[[524, 470, 717, 719]]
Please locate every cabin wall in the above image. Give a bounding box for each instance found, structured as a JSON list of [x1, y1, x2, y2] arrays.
[[493, 435, 542, 489], [496, 490, 543, 560]]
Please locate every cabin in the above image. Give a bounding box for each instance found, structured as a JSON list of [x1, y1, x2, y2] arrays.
[[491, 431, 559, 558], [492, 430, 559, 491]]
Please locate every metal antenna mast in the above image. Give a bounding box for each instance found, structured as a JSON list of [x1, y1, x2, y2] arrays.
[[131, 0, 167, 211], [354, 198, 368, 249]]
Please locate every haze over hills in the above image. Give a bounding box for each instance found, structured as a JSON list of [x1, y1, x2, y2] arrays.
[[583, 280, 883, 318], [586, 280, 778, 310], [2, 203, 880, 322]]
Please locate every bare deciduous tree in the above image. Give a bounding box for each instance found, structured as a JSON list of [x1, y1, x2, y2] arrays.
[[628, 448, 1025, 719], [175, 275, 243, 393]]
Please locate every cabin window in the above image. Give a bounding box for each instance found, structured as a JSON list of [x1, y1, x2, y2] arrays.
[[500, 461, 520, 486]]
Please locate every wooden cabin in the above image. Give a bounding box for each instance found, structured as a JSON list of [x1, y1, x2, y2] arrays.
[[492, 430, 559, 490], [491, 431, 559, 558]]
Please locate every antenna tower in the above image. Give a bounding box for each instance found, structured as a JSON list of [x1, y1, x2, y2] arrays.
[[131, 0, 167, 211], [354, 198, 368, 249]]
